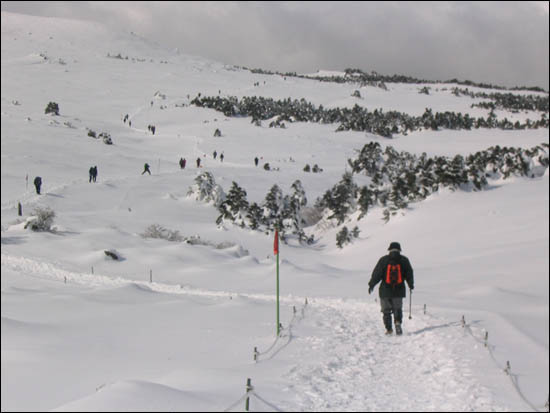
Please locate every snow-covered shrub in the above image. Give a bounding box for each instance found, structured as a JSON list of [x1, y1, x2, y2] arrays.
[[98, 132, 112, 145], [24, 206, 55, 231], [45, 101, 59, 115], [104, 249, 123, 260], [141, 224, 183, 242]]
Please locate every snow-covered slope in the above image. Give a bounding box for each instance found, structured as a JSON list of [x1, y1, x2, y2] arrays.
[[1, 11, 548, 412]]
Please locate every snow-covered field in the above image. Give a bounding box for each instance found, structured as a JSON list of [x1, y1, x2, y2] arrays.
[[1, 11, 548, 412]]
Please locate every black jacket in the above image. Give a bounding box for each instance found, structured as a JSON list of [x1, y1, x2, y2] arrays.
[[368, 251, 414, 298]]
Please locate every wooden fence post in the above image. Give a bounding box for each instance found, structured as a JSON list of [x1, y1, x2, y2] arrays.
[[245, 378, 252, 411]]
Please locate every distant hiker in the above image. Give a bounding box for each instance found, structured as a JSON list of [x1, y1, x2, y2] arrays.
[[220, 153, 224, 162], [33, 176, 42, 194], [196, 157, 201, 168], [142, 163, 151, 175], [129, 120, 132, 127], [89, 166, 94, 183], [92, 166, 98, 182], [179, 157, 186, 169], [213, 150, 217, 159], [368, 242, 414, 336], [151, 125, 156, 135], [254, 157, 259, 167]]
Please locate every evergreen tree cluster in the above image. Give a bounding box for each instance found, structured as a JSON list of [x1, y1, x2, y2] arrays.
[[451, 88, 549, 112], [336, 226, 360, 249], [191, 95, 548, 139], [212, 179, 312, 243], [188, 144, 547, 248], [323, 142, 550, 224], [245, 66, 546, 93]]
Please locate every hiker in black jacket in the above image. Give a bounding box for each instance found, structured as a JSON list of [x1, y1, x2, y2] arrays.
[[33, 176, 42, 195], [368, 242, 414, 335]]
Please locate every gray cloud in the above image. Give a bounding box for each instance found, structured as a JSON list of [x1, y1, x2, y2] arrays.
[[1, 1, 548, 89]]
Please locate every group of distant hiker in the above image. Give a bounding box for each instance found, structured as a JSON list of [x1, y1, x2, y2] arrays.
[[88, 166, 98, 183]]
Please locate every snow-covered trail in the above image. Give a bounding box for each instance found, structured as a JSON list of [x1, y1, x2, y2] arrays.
[[280, 300, 513, 412], [2, 252, 523, 412]]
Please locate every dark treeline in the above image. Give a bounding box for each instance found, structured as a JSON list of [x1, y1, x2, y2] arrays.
[[245, 66, 547, 93], [331, 142, 550, 223], [191, 95, 548, 138], [452, 87, 549, 112]]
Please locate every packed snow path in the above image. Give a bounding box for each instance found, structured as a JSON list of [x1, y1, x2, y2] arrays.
[[2, 253, 519, 411], [277, 300, 510, 412]]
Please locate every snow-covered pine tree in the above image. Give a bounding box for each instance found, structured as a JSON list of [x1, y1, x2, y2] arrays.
[[281, 180, 308, 241], [357, 186, 374, 219], [336, 225, 360, 248], [262, 184, 284, 230], [336, 226, 350, 248], [187, 171, 225, 207], [246, 202, 263, 230], [321, 172, 358, 225], [216, 182, 249, 227]]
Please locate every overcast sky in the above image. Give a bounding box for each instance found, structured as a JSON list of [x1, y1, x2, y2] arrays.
[[2, 1, 549, 89]]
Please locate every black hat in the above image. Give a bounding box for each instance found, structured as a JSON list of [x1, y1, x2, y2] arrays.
[[388, 242, 401, 251]]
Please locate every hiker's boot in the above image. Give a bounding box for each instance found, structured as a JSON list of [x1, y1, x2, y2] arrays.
[[385, 328, 393, 335], [395, 321, 403, 336], [383, 313, 393, 334]]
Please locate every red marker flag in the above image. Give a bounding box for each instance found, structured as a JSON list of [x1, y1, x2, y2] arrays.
[[273, 230, 279, 255]]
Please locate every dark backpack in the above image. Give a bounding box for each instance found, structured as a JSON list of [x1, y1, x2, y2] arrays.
[[385, 259, 403, 288]]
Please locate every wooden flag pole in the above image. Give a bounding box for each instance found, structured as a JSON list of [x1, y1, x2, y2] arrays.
[[274, 229, 280, 336]]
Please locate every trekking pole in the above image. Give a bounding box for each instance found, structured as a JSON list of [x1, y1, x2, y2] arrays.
[[409, 288, 412, 320]]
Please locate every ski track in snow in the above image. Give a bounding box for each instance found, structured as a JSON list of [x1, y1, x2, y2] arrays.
[[2, 252, 511, 412]]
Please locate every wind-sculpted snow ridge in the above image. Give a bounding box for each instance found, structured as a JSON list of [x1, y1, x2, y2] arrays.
[[0, 252, 298, 304], [52, 380, 214, 412]]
